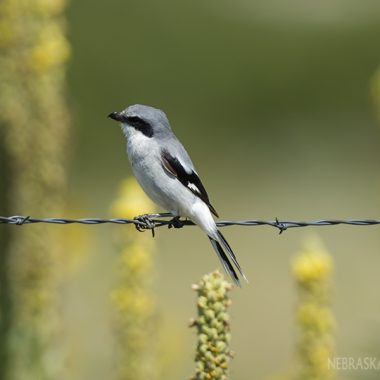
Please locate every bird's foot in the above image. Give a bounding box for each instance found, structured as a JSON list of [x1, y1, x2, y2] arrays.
[[168, 216, 185, 229], [134, 214, 156, 237]]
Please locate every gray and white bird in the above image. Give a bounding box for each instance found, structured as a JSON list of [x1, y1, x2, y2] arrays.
[[108, 104, 247, 286]]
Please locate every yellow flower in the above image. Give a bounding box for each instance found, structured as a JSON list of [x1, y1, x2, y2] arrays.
[[110, 177, 158, 380], [293, 250, 332, 283], [293, 235, 336, 380], [119, 245, 153, 275], [34, 0, 67, 15], [292, 237, 333, 284], [110, 178, 155, 218], [30, 25, 71, 72], [297, 303, 334, 332]]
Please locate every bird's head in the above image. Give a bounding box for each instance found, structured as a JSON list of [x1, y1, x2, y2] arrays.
[[108, 104, 171, 139]]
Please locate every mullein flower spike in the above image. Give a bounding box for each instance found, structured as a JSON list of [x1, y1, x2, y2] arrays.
[[191, 271, 234, 380], [110, 178, 159, 380], [0, 0, 70, 379], [292, 237, 336, 380]]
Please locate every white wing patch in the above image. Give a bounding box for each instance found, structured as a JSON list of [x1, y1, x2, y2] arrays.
[[161, 148, 219, 217], [187, 182, 201, 194]]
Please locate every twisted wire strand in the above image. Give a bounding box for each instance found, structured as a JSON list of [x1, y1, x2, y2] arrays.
[[1, 215, 380, 234]]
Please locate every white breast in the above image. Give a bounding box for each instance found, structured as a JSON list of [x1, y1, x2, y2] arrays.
[[124, 126, 176, 212], [123, 125, 206, 219]]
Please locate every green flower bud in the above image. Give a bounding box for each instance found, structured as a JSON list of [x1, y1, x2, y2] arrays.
[[215, 341, 227, 352], [205, 309, 215, 321]]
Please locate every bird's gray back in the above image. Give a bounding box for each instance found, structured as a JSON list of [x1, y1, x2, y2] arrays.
[[158, 132, 196, 174]]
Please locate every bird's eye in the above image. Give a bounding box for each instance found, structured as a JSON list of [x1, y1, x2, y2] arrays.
[[126, 116, 153, 138], [126, 116, 144, 125]]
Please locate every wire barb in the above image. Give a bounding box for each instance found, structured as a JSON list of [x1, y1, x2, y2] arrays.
[[1, 215, 380, 234], [274, 217, 288, 234], [134, 214, 157, 237], [15, 215, 31, 225]]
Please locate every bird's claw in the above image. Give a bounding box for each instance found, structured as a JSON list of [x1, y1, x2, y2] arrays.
[[134, 214, 156, 237], [168, 216, 185, 229]]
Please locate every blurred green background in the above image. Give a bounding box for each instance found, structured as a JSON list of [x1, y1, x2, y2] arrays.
[[3, 0, 380, 379]]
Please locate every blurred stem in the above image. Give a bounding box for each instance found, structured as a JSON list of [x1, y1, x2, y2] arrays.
[[0, 127, 11, 380], [110, 178, 159, 380], [292, 236, 335, 380], [370, 67, 380, 125], [0, 1, 70, 379]]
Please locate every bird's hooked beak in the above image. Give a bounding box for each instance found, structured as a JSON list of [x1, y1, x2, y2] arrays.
[[108, 111, 124, 122]]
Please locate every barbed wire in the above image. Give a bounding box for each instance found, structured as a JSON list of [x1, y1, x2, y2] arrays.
[[1, 215, 380, 235]]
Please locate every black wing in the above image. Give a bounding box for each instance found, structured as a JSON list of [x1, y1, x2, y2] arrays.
[[161, 149, 219, 217]]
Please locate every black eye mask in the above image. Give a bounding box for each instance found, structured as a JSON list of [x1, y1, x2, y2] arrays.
[[125, 116, 153, 138]]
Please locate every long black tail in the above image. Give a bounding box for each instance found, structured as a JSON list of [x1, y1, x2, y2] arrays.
[[209, 237, 240, 286], [216, 230, 247, 282], [208, 230, 247, 287]]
